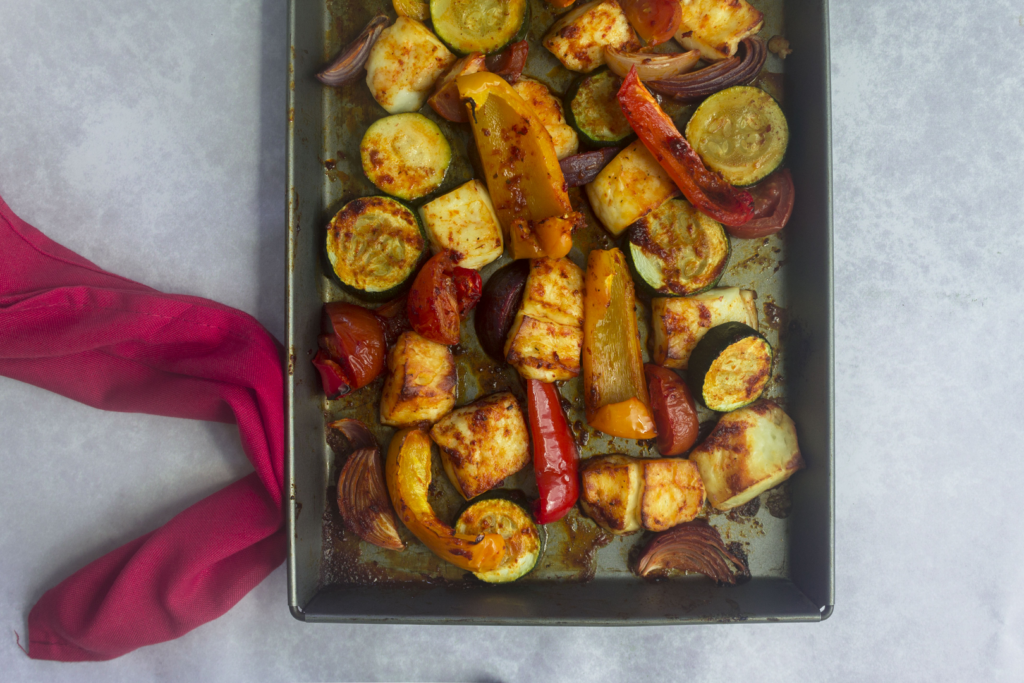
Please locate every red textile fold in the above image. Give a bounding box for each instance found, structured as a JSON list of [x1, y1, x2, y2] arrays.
[[0, 195, 287, 661]]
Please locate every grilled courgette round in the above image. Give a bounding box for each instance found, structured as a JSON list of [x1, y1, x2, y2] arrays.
[[686, 321, 773, 412], [326, 196, 427, 301], [360, 113, 452, 201], [454, 496, 541, 583], [430, 0, 530, 55], [624, 198, 730, 296], [566, 69, 635, 148], [684, 86, 788, 187]]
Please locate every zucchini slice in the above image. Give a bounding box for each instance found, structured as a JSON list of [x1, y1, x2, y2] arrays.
[[430, 0, 529, 55], [454, 497, 542, 583], [360, 113, 452, 202], [684, 85, 788, 187], [566, 69, 635, 148], [624, 198, 731, 296], [686, 321, 772, 412], [326, 196, 427, 301]]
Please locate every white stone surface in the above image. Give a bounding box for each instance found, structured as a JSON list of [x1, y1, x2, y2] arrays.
[[1, 0, 1023, 680]]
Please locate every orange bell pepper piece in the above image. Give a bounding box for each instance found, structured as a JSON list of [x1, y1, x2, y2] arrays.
[[385, 428, 506, 572], [582, 248, 657, 439]]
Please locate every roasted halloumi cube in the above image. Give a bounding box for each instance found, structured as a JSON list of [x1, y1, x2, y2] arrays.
[[585, 140, 681, 236], [580, 455, 644, 534], [505, 313, 584, 382], [674, 0, 764, 62], [512, 79, 579, 160], [651, 287, 758, 369], [429, 392, 530, 499], [521, 257, 585, 327], [691, 400, 803, 511], [640, 459, 706, 532], [380, 330, 457, 427], [419, 180, 504, 270], [543, 0, 640, 73], [365, 17, 456, 114]]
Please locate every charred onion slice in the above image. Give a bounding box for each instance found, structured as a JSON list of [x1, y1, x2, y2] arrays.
[[605, 47, 701, 81], [316, 14, 389, 87], [329, 419, 405, 551], [634, 519, 748, 582], [647, 37, 767, 103], [560, 147, 621, 187]]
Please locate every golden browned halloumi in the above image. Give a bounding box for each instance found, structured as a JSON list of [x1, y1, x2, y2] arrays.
[[521, 257, 585, 327], [380, 330, 457, 427], [429, 392, 530, 499], [419, 180, 504, 270], [365, 17, 455, 114], [585, 140, 681, 236], [512, 78, 579, 160], [543, 0, 640, 73], [674, 0, 764, 62], [579, 455, 644, 534], [651, 287, 758, 369], [640, 459, 706, 531]]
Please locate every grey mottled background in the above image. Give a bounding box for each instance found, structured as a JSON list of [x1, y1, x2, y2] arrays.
[[1, 0, 1023, 680]]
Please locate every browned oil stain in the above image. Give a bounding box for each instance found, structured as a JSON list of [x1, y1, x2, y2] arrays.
[[766, 482, 792, 518], [550, 508, 613, 582]]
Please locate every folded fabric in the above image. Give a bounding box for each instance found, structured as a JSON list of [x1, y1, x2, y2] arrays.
[[0, 195, 286, 661]]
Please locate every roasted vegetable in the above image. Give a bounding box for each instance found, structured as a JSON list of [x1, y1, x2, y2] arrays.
[[380, 330, 457, 427], [428, 53, 488, 122], [579, 454, 704, 533], [407, 252, 461, 345], [527, 380, 579, 524], [635, 519, 749, 582], [386, 428, 506, 571], [430, 0, 530, 55], [647, 36, 766, 102], [644, 364, 699, 456], [560, 147, 621, 188], [475, 260, 530, 361], [674, 0, 764, 61], [360, 113, 452, 200], [485, 40, 528, 83], [585, 139, 680, 236], [566, 69, 635, 148], [429, 392, 531, 500], [582, 248, 656, 439], [687, 321, 772, 411], [624, 197, 731, 296], [604, 46, 700, 80], [543, 0, 641, 73], [617, 67, 755, 227], [690, 399, 802, 510], [419, 179, 504, 270], [317, 14, 389, 87], [393, 0, 430, 20], [329, 419, 405, 550], [726, 168, 794, 239], [455, 497, 542, 582], [452, 266, 482, 316], [512, 78, 579, 160], [651, 287, 758, 369], [685, 86, 789, 187], [312, 302, 387, 399], [365, 17, 456, 114], [325, 196, 427, 302], [458, 72, 573, 259], [505, 257, 585, 382], [617, 0, 681, 45]]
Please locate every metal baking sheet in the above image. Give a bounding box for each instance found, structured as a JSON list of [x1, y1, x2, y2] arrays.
[[286, 0, 833, 623]]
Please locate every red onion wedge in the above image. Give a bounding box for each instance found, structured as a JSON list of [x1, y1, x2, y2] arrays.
[[560, 147, 621, 188], [647, 37, 767, 102], [316, 14, 389, 87], [634, 519, 749, 583], [474, 260, 530, 362], [605, 47, 701, 81]]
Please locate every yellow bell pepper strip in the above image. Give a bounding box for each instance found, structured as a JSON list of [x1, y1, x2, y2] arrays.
[[582, 248, 657, 439], [385, 428, 506, 572], [457, 72, 573, 259]]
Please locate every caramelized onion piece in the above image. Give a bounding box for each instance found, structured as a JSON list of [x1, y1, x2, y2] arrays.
[[647, 37, 767, 103], [559, 147, 621, 187], [485, 40, 528, 84], [605, 47, 701, 81], [328, 418, 405, 551], [316, 14, 389, 87], [634, 519, 748, 583]]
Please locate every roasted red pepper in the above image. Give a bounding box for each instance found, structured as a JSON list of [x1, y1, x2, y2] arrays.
[[526, 379, 579, 524], [618, 0, 682, 45], [485, 40, 528, 84], [617, 67, 754, 226], [312, 302, 387, 398], [452, 266, 483, 317], [407, 252, 461, 345], [644, 363, 700, 456]]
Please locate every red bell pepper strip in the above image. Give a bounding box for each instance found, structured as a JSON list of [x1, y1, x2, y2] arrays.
[[616, 66, 754, 226], [526, 379, 580, 524], [644, 364, 700, 455]]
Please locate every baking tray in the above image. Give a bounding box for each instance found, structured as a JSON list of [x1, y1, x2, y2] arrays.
[[286, 0, 833, 623]]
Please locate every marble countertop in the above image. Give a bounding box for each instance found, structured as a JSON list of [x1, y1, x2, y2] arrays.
[[2, 0, 1023, 680]]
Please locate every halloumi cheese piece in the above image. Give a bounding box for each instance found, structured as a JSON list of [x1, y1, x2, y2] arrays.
[[505, 313, 583, 382], [380, 330, 457, 427], [419, 180, 504, 270], [674, 0, 764, 62], [585, 140, 680, 236], [640, 459, 705, 532], [651, 287, 758, 369], [691, 400, 803, 511], [430, 392, 530, 499], [365, 17, 456, 114], [543, 0, 640, 73], [521, 257, 585, 328], [580, 455, 644, 534], [512, 78, 579, 160]]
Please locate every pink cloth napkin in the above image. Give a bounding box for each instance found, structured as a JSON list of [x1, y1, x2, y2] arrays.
[[0, 195, 287, 661]]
